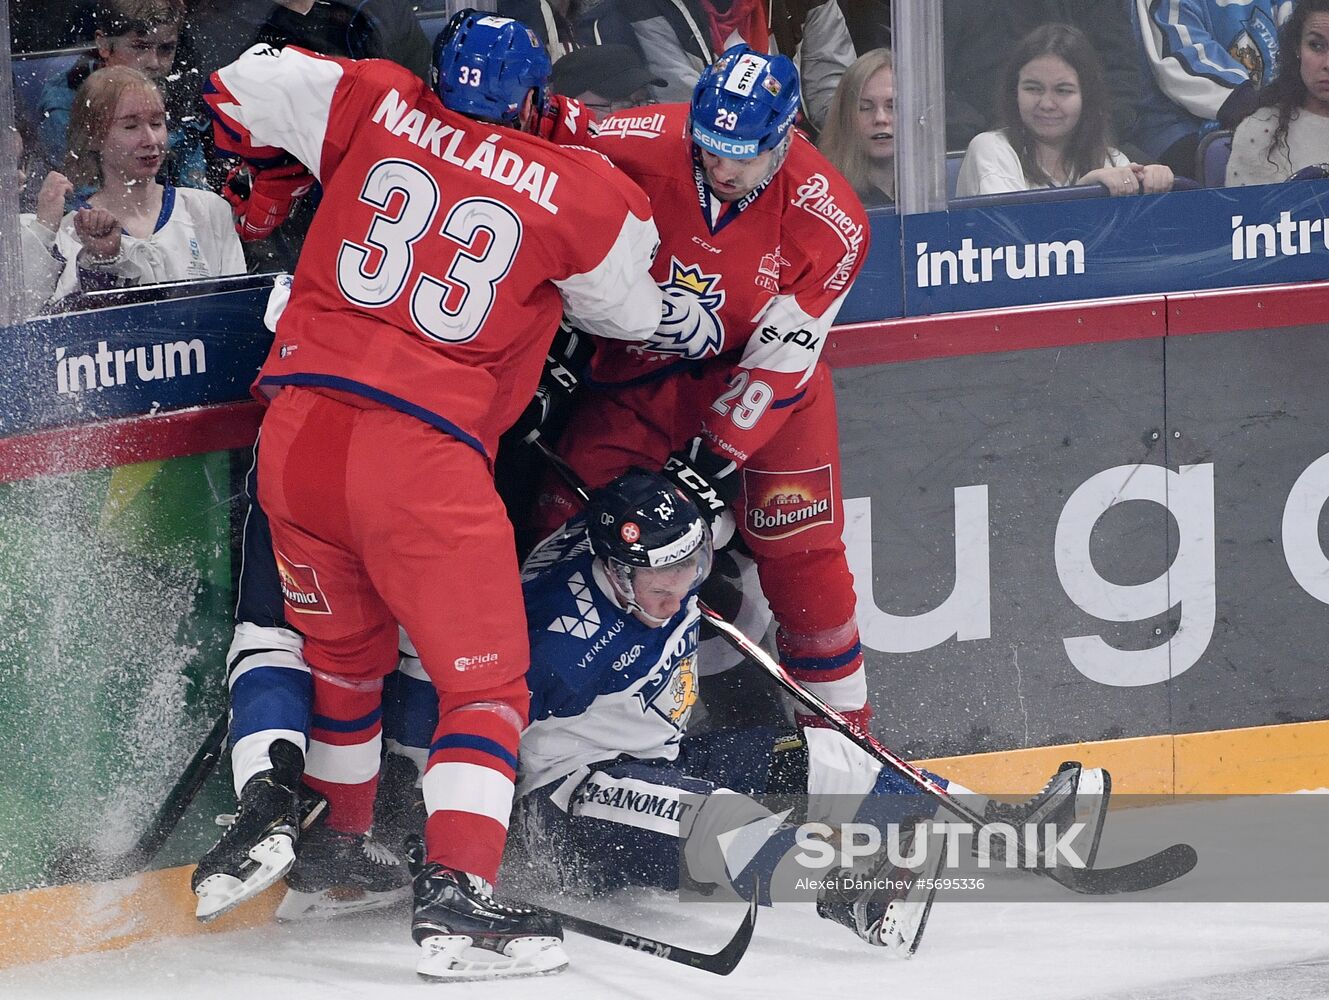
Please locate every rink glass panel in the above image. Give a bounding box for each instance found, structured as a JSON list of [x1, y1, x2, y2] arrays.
[[0, 450, 239, 893]]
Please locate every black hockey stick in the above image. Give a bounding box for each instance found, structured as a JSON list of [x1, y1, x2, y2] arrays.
[[696, 609, 1198, 896], [527, 434, 1197, 896], [121, 710, 230, 870], [539, 889, 758, 975], [46, 709, 229, 882]]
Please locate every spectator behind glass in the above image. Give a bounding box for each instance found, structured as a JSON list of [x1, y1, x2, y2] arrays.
[[498, 0, 580, 61], [1130, 0, 1292, 178], [36, 0, 208, 191], [818, 48, 894, 206], [956, 24, 1174, 198], [944, 1, 1142, 155], [1228, 0, 1329, 184], [547, 44, 665, 120], [184, 0, 433, 271], [839, 0, 889, 53], [50, 66, 244, 304], [604, 0, 854, 132], [4, 126, 74, 316]]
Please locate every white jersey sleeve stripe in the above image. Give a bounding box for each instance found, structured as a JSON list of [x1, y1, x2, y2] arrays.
[[212, 44, 346, 179], [738, 289, 848, 389], [554, 210, 662, 343]]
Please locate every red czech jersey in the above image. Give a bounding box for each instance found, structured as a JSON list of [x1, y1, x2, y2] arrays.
[[546, 100, 869, 464], [207, 45, 663, 461]]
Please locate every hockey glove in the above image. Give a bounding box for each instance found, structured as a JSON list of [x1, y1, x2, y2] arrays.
[[663, 437, 739, 550], [223, 161, 316, 242], [510, 325, 595, 444], [533, 94, 590, 142]]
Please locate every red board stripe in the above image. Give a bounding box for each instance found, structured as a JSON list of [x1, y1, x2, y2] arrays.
[[2, 280, 1328, 485], [0, 401, 262, 484], [1166, 280, 1329, 335], [826, 295, 1166, 368]]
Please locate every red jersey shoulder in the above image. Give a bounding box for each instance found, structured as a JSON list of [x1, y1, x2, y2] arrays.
[[333, 56, 432, 121], [774, 135, 870, 295], [590, 104, 690, 174], [527, 137, 653, 223]]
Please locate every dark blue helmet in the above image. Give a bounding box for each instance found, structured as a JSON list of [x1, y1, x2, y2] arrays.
[[689, 44, 800, 160], [431, 9, 550, 125], [588, 469, 712, 613]]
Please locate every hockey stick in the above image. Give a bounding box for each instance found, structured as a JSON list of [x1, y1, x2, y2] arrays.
[[527, 433, 1197, 895], [122, 710, 230, 871], [539, 889, 758, 975], [46, 709, 230, 882]]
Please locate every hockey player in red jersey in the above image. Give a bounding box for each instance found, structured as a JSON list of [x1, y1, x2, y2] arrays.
[[197, 11, 667, 980], [535, 44, 875, 735]]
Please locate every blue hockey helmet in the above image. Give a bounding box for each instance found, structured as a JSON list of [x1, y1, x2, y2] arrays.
[[431, 9, 550, 125], [689, 44, 800, 161], [588, 469, 712, 624]]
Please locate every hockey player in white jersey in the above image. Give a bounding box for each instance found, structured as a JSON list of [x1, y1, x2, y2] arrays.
[[494, 469, 1114, 955]]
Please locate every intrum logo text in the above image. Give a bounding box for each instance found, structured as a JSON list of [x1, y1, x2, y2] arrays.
[[55, 338, 206, 394]]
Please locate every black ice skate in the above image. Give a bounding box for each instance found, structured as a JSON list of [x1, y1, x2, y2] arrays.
[[276, 824, 412, 921], [979, 760, 1111, 869], [816, 825, 944, 957], [412, 863, 567, 981], [193, 739, 312, 922]]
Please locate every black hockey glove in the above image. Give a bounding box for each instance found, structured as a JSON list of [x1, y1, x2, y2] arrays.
[[511, 324, 594, 444], [663, 436, 740, 550]]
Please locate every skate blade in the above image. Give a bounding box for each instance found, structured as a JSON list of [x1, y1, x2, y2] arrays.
[[1070, 767, 1111, 869], [275, 884, 411, 922], [874, 840, 944, 957], [416, 935, 568, 982], [194, 834, 296, 923], [875, 886, 938, 958]]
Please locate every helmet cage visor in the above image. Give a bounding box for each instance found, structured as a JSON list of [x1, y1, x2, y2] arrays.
[[604, 518, 712, 620]]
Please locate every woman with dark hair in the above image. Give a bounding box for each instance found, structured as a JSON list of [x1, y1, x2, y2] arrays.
[[1227, 0, 1329, 185], [818, 48, 895, 207], [956, 23, 1173, 197]]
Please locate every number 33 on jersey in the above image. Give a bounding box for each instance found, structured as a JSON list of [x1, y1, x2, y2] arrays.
[[206, 43, 663, 459]]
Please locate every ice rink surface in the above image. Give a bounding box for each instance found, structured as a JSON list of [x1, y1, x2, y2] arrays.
[[4, 800, 1327, 1000]]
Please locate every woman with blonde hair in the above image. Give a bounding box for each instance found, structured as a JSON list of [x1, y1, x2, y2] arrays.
[[52, 65, 242, 303], [818, 48, 895, 207]]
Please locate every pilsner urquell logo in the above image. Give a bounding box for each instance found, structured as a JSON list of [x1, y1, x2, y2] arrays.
[[744, 466, 835, 540]]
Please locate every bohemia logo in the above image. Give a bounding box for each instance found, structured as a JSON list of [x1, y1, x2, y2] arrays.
[[275, 551, 332, 615], [745, 466, 835, 540]]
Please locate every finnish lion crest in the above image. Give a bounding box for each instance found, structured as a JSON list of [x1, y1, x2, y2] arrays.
[[650, 258, 726, 360]]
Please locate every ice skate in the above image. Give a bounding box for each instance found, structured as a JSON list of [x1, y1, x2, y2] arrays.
[[193, 740, 308, 922], [276, 824, 412, 921], [816, 825, 944, 956], [980, 760, 1111, 869], [412, 864, 567, 981]]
